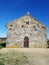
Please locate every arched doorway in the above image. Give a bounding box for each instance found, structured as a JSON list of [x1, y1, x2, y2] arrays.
[[24, 36, 29, 47]]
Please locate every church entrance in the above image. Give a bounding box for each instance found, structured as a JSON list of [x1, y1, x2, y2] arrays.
[[24, 36, 29, 47]]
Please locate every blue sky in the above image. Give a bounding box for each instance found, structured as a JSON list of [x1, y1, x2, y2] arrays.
[[0, 0, 49, 38]]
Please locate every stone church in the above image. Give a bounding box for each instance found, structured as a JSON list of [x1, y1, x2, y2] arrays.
[[6, 12, 47, 48]]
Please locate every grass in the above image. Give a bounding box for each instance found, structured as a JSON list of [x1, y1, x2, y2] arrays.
[[0, 49, 29, 65], [0, 48, 49, 65]]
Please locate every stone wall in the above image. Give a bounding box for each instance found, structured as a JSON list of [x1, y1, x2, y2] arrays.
[[6, 14, 47, 48]]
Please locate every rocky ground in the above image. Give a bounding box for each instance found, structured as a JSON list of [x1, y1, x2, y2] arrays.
[[0, 48, 49, 65]]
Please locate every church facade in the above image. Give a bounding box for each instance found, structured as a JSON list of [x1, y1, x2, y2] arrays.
[[6, 12, 47, 48]]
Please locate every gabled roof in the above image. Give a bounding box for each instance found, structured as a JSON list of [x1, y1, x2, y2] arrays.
[[6, 12, 47, 29]]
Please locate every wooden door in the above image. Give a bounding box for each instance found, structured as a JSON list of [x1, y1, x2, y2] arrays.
[[24, 36, 29, 47]]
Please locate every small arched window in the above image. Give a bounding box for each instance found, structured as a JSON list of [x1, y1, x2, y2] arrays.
[[42, 26, 44, 28], [35, 29, 37, 31], [9, 28, 12, 30], [10, 25, 13, 27], [33, 26, 35, 28], [26, 21, 29, 25], [22, 25, 24, 27]]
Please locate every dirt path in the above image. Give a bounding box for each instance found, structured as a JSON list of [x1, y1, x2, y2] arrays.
[[0, 48, 49, 65]]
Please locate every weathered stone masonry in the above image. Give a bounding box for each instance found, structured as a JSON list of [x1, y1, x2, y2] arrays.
[[6, 12, 47, 48]]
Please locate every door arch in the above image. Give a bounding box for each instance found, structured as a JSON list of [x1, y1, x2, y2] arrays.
[[24, 36, 29, 47]]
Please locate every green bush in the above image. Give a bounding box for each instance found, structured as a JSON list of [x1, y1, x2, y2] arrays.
[[0, 45, 4, 49], [47, 41, 49, 45], [0, 61, 4, 65]]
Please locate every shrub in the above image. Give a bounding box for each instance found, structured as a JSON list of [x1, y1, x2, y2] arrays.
[[0, 61, 4, 65], [47, 41, 49, 45], [0, 45, 3, 49]]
